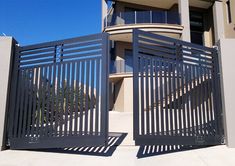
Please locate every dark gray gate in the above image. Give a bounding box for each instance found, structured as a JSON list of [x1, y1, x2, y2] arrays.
[[8, 33, 109, 149], [133, 29, 223, 146]]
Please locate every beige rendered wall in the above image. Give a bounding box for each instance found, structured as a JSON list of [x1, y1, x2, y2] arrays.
[[218, 39, 235, 148], [123, 77, 133, 112], [112, 41, 132, 112], [223, 0, 235, 38], [115, 41, 132, 60], [114, 80, 125, 112], [0, 37, 14, 150]]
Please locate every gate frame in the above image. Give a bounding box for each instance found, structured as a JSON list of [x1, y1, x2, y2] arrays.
[[7, 33, 110, 149], [133, 29, 224, 146]]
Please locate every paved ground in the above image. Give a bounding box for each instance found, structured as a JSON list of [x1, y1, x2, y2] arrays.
[[1, 145, 235, 166], [1, 112, 235, 166]]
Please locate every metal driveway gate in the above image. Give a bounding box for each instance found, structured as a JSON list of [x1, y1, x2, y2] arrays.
[[7, 33, 109, 149], [133, 30, 223, 146]]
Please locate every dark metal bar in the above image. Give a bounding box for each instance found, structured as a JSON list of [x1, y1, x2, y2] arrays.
[[30, 67, 39, 137], [181, 63, 187, 136], [49, 64, 56, 137], [74, 61, 80, 136], [59, 64, 66, 137], [164, 60, 169, 135], [84, 60, 90, 135], [45, 65, 52, 137], [140, 56, 145, 135], [154, 60, 160, 135], [89, 60, 95, 134], [196, 65, 203, 135], [40, 66, 48, 137], [172, 61, 177, 136], [79, 61, 85, 135], [189, 65, 195, 135], [36, 67, 43, 137], [192, 65, 199, 135], [95, 59, 101, 135], [168, 62, 173, 136], [100, 32, 109, 143], [54, 64, 61, 137], [133, 29, 140, 138], [150, 59, 155, 135], [176, 60, 182, 136], [185, 65, 191, 136], [26, 69, 34, 137], [69, 62, 75, 136], [18, 70, 26, 138], [145, 58, 150, 135], [22, 69, 30, 137], [64, 63, 70, 137], [159, 59, 164, 135]]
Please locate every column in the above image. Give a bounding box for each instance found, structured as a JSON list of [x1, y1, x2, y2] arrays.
[[218, 39, 235, 148], [213, 1, 225, 42], [101, 0, 108, 32], [0, 37, 14, 150], [178, 0, 191, 42]]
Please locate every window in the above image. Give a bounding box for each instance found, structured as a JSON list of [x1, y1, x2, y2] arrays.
[[190, 11, 204, 45], [124, 49, 133, 72], [226, 0, 232, 23]]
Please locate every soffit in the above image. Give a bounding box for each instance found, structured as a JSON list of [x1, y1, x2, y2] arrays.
[[110, 0, 215, 9]]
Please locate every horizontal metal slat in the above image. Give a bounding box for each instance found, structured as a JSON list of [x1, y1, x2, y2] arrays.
[[60, 51, 102, 60], [20, 47, 55, 56], [19, 33, 103, 52], [61, 40, 102, 50], [20, 53, 55, 61], [139, 42, 176, 55], [61, 45, 102, 55]]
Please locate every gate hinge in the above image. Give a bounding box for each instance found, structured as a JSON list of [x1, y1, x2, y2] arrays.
[[213, 45, 219, 51]]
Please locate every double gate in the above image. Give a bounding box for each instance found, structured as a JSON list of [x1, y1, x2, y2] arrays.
[[7, 33, 109, 149], [6, 30, 223, 150], [133, 30, 223, 146]]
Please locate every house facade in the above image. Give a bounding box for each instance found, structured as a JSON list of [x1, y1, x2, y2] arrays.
[[101, 0, 235, 112]]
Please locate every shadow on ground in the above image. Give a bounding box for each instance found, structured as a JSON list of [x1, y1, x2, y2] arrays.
[[27, 132, 127, 157], [137, 145, 213, 158]]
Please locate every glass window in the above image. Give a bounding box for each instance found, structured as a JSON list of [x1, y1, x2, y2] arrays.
[[124, 49, 133, 72]]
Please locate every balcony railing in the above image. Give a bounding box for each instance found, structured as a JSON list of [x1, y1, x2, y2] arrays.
[[110, 60, 133, 74], [104, 10, 180, 28]]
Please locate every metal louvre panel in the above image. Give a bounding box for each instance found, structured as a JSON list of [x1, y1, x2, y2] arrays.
[[133, 29, 223, 146], [8, 33, 109, 149]]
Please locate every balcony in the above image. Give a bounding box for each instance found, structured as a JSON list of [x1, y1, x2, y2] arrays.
[[109, 60, 133, 82], [104, 10, 180, 28], [110, 60, 133, 74]]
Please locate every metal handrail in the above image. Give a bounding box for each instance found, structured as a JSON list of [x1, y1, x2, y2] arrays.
[[105, 10, 180, 28], [110, 60, 133, 74]]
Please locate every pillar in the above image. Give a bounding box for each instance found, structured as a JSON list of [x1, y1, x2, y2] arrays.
[[218, 39, 235, 148], [178, 0, 191, 42], [0, 37, 15, 150], [213, 1, 225, 42]]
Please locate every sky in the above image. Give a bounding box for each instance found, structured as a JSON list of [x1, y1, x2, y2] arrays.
[[0, 0, 102, 46]]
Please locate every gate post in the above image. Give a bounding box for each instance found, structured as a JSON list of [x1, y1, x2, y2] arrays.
[[218, 39, 235, 148], [0, 37, 16, 150]]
